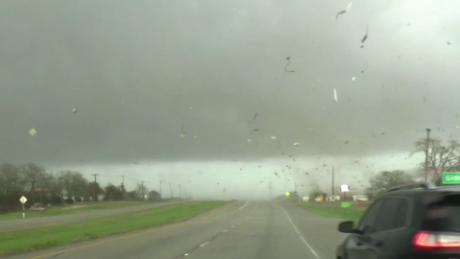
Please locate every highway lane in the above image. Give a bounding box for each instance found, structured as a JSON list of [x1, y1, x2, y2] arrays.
[[7, 201, 348, 259], [0, 200, 185, 232]]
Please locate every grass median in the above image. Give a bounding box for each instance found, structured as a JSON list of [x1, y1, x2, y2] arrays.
[[0, 201, 228, 256], [0, 201, 163, 221], [296, 203, 365, 223]]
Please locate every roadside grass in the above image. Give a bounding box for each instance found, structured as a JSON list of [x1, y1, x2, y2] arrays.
[[0, 201, 228, 256], [0, 201, 162, 220], [296, 203, 365, 223]]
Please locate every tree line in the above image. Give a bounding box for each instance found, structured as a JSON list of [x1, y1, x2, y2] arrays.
[[0, 162, 159, 209]]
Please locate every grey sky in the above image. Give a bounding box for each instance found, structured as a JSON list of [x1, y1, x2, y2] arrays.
[[1, 1, 460, 197]]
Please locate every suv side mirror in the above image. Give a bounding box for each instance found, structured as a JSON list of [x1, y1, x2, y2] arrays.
[[338, 221, 355, 233]]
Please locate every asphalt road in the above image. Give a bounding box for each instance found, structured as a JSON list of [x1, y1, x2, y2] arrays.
[[0, 201, 184, 232], [8, 201, 347, 259]]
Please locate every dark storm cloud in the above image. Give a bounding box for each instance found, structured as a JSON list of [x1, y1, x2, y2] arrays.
[[1, 0, 460, 164]]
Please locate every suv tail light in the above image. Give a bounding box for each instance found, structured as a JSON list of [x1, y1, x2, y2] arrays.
[[414, 231, 460, 248]]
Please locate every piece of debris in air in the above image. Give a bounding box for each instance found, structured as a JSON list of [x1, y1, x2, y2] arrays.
[[361, 25, 368, 44], [250, 128, 259, 134], [240, 165, 244, 171], [447, 42, 451, 45], [72, 104, 78, 114], [274, 172, 279, 178], [285, 57, 295, 73], [333, 88, 338, 102], [336, 2, 352, 20], [271, 136, 277, 140], [293, 142, 300, 146], [29, 128, 37, 136], [247, 139, 251, 142], [344, 141, 349, 144], [352, 77, 356, 81], [253, 113, 258, 120]]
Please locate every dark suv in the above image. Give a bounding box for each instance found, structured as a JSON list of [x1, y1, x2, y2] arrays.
[[336, 182, 460, 259]]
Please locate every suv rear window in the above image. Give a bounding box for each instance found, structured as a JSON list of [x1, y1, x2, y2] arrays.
[[423, 193, 460, 231]]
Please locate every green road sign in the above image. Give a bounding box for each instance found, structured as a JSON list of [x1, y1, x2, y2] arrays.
[[442, 172, 460, 184], [341, 202, 351, 208]]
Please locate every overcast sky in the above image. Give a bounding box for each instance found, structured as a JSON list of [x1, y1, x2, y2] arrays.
[[1, 0, 459, 199]]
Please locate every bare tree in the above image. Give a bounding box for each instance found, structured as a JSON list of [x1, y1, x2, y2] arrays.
[[0, 163, 24, 195], [22, 163, 47, 203], [367, 170, 415, 197], [57, 171, 88, 198], [414, 138, 460, 184]]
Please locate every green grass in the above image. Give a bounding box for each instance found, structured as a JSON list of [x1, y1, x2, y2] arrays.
[[0, 201, 160, 220], [296, 203, 365, 223], [0, 201, 228, 256]]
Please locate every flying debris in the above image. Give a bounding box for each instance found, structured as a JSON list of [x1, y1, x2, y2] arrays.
[[333, 88, 338, 102], [323, 164, 326, 167], [274, 172, 279, 178], [447, 42, 451, 45], [247, 139, 251, 142], [305, 172, 309, 175], [361, 25, 368, 44], [336, 10, 346, 20], [301, 184, 304, 187], [250, 129, 259, 134], [260, 180, 263, 184], [240, 165, 244, 171], [336, 2, 352, 20], [293, 142, 300, 146], [284, 57, 295, 73], [72, 104, 78, 114], [253, 113, 258, 120], [344, 141, 350, 144], [223, 189, 226, 192], [271, 136, 277, 140], [29, 128, 37, 136], [352, 77, 356, 81], [381, 132, 385, 136]]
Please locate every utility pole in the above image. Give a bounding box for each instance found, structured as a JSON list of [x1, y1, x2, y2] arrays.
[[141, 181, 144, 201], [92, 174, 99, 202], [425, 128, 431, 181], [178, 184, 182, 198], [169, 182, 173, 198], [159, 180, 162, 199], [332, 167, 335, 201]]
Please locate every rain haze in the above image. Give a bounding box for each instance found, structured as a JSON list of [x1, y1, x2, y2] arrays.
[[1, 0, 459, 199]]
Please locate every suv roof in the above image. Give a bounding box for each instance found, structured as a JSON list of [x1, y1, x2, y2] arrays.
[[377, 181, 460, 199]]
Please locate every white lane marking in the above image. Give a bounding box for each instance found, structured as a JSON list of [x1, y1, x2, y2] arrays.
[[238, 201, 249, 210], [280, 207, 321, 259], [199, 241, 210, 248], [223, 229, 228, 233]]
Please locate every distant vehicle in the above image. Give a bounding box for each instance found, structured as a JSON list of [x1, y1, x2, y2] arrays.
[[336, 182, 460, 259], [29, 203, 46, 211]]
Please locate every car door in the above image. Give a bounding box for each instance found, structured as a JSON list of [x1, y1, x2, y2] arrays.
[[345, 199, 383, 259], [345, 197, 411, 259]]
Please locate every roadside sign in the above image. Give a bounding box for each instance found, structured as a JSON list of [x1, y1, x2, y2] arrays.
[[340, 184, 350, 193], [20, 196, 27, 204], [442, 172, 460, 184]]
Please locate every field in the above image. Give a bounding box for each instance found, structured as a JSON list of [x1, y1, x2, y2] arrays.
[[0, 201, 228, 256], [0, 201, 159, 221]]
